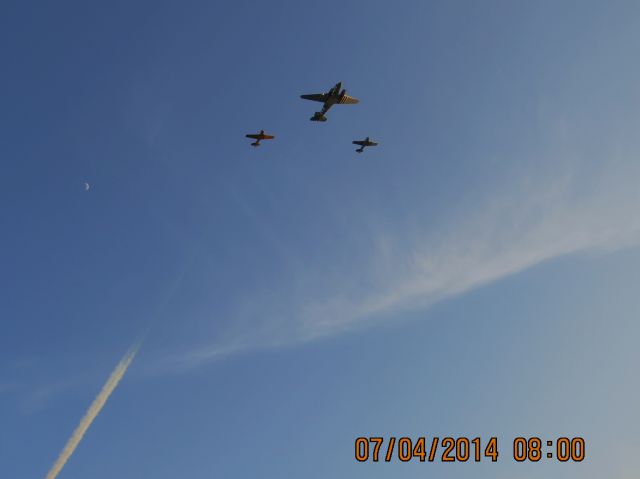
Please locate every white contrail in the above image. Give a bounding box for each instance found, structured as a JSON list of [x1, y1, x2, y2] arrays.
[[44, 345, 139, 479]]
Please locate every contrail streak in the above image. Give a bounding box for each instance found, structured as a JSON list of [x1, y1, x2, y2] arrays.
[[44, 345, 139, 479]]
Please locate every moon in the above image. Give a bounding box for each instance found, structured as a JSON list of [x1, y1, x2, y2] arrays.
[[84, 182, 90, 191]]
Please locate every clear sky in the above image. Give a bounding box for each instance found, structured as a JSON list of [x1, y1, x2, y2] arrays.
[[2, 1, 640, 478]]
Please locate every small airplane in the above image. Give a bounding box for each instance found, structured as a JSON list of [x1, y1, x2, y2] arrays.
[[300, 81, 359, 121], [352, 137, 378, 153], [245, 130, 275, 147]]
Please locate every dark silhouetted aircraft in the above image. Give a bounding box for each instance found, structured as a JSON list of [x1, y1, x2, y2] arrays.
[[300, 81, 359, 121], [245, 130, 275, 147], [352, 137, 378, 153]]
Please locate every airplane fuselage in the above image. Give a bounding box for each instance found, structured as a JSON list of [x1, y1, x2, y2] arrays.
[[245, 129, 275, 147], [353, 136, 378, 153], [305, 81, 357, 121]]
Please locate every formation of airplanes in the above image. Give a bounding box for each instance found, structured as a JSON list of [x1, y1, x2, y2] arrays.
[[245, 81, 378, 153]]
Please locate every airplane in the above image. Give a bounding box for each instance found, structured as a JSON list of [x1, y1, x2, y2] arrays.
[[300, 81, 359, 121], [352, 137, 378, 153], [245, 130, 275, 147]]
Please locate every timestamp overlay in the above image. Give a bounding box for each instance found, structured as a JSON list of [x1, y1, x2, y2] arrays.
[[354, 436, 585, 464]]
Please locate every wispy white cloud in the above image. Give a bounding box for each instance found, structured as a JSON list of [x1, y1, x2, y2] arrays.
[[167, 148, 640, 370]]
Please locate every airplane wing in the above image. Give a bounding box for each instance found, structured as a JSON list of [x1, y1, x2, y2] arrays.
[[245, 134, 261, 139], [338, 94, 359, 104], [352, 140, 366, 146], [300, 93, 327, 102], [262, 134, 275, 140]]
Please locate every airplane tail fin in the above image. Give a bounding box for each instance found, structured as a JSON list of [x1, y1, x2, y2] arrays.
[[356, 147, 364, 153], [251, 142, 260, 147], [311, 112, 327, 122]]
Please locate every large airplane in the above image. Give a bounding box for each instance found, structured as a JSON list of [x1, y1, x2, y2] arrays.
[[300, 81, 359, 121], [352, 137, 378, 153], [245, 130, 275, 147]]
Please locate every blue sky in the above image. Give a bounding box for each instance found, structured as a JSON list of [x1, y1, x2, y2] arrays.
[[2, 1, 640, 477]]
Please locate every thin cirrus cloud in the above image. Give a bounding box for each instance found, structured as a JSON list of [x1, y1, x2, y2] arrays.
[[169, 149, 640, 370]]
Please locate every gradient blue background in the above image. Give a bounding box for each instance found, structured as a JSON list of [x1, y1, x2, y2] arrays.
[[2, 1, 639, 477]]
